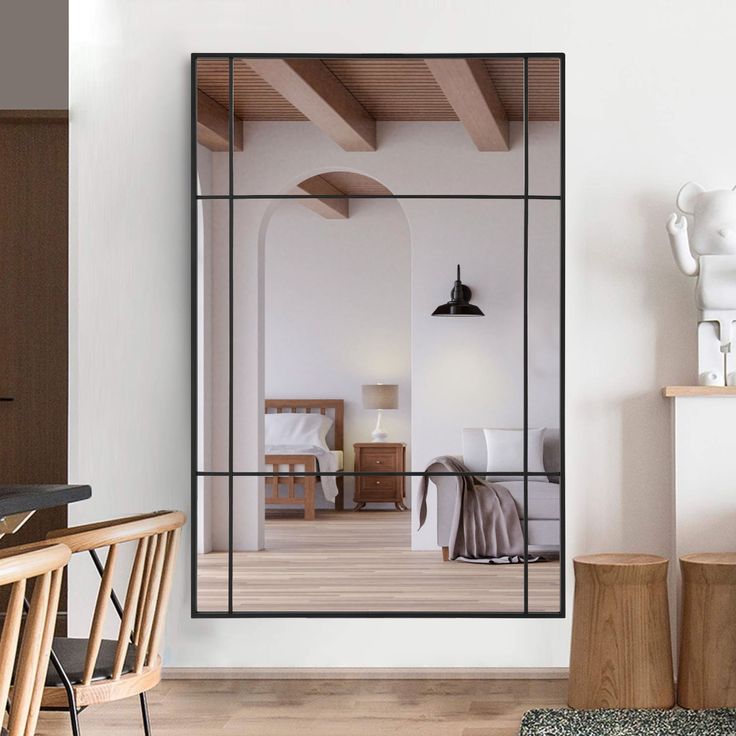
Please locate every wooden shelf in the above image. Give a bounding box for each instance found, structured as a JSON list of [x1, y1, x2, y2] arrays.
[[663, 386, 736, 397]]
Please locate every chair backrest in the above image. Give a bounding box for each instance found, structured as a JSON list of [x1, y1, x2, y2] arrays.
[[46, 511, 185, 687], [0, 543, 70, 736]]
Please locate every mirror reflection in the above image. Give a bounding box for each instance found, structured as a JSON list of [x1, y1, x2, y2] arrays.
[[194, 55, 563, 615]]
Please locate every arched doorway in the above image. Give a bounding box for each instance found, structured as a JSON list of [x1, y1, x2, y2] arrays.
[[259, 170, 412, 516]]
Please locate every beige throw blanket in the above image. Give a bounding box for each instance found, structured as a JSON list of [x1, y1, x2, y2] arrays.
[[418, 456, 524, 560]]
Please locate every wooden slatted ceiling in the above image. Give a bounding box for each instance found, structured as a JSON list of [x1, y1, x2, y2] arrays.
[[196, 58, 559, 122], [485, 59, 560, 121], [197, 59, 307, 121], [323, 59, 456, 120]]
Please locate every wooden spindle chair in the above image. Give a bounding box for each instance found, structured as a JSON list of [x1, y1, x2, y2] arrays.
[[0, 542, 71, 736], [40, 511, 185, 736]]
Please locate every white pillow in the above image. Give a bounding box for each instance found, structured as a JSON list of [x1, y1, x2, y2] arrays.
[[483, 428, 546, 482], [264, 413, 333, 450]]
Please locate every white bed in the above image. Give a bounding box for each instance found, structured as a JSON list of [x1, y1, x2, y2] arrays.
[[264, 399, 345, 520]]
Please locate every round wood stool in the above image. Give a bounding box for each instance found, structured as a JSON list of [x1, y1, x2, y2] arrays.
[[678, 553, 736, 709], [568, 554, 675, 709]]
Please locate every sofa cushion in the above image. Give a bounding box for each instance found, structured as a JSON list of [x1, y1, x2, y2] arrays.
[[497, 480, 559, 520], [483, 428, 546, 481], [462, 428, 560, 483]]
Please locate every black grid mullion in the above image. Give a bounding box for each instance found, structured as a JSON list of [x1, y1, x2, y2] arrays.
[[227, 56, 235, 615], [196, 194, 562, 201]]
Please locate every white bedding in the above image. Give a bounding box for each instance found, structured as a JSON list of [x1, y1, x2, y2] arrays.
[[265, 445, 341, 502]]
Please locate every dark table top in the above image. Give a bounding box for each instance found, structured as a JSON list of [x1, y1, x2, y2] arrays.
[[0, 485, 92, 517]]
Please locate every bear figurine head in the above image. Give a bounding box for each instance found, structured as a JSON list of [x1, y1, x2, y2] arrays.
[[677, 182, 736, 256]]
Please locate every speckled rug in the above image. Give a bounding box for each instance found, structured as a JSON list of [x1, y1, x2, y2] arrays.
[[520, 708, 736, 735]]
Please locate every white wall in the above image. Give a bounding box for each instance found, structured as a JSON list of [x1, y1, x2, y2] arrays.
[[265, 198, 411, 509], [69, 0, 733, 668]]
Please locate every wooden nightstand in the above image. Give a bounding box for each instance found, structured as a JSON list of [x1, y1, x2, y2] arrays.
[[353, 442, 407, 511]]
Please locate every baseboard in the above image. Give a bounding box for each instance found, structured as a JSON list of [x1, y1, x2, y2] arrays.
[[162, 667, 568, 680]]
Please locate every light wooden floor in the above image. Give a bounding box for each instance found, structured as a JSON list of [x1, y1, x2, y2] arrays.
[[35, 678, 568, 736], [198, 511, 560, 613]]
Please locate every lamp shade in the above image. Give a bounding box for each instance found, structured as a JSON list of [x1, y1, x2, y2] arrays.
[[432, 264, 484, 317], [362, 384, 398, 410]]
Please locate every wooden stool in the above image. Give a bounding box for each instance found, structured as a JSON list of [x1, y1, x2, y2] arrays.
[[678, 553, 736, 708], [568, 554, 675, 709]]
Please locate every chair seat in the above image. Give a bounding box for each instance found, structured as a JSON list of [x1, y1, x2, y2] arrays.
[[46, 638, 138, 687]]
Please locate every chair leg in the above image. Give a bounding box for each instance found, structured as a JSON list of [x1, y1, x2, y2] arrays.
[[140, 692, 152, 736], [48, 647, 81, 736], [68, 702, 82, 736]]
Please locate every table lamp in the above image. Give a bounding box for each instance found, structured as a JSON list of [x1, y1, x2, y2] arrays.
[[361, 383, 398, 442]]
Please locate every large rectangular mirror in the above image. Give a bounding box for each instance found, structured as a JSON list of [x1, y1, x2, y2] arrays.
[[193, 54, 564, 616]]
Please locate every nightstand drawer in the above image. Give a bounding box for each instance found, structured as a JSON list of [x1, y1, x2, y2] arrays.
[[358, 476, 397, 492], [353, 442, 406, 510], [359, 449, 398, 470]]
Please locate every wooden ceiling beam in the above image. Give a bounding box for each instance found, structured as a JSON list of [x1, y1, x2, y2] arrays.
[[424, 59, 509, 151], [245, 59, 376, 151], [292, 175, 349, 219], [196, 90, 244, 152]]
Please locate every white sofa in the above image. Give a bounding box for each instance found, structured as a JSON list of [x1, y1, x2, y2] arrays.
[[429, 428, 561, 558]]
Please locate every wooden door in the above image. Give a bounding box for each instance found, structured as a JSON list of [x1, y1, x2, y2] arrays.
[[0, 111, 69, 626]]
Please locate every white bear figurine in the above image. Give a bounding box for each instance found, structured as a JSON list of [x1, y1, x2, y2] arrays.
[[667, 182, 736, 386]]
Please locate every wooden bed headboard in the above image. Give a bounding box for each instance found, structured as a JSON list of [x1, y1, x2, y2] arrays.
[[265, 399, 344, 452]]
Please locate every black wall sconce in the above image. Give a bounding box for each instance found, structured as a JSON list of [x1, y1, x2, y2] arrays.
[[431, 265, 484, 317]]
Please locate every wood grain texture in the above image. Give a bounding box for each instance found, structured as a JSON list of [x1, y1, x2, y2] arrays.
[[197, 511, 559, 613], [0, 110, 68, 121], [25, 566, 64, 736], [0, 118, 68, 487], [41, 662, 162, 708], [244, 59, 377, 151], [0, 544, 69, 736], [678, 553, 736, 708], [568, 554, 675, 709], [196, 57, 560, 123], [148, 530, 181, 666], [353, 443, 406, 510], [46, 511, 186, 553], [112, 538, 148, 679], [10, 571, 52, 736], [663, 385, 736, 397], [424, 59, 509, 151], [33, 677, 568, 736], [0, 115, 69, 629], [319, 171, 391, 196], [196, 90, 243, 152], [83, 543, 119, 684], [41, 513, 185, 714], [291, 175, 349, 219]]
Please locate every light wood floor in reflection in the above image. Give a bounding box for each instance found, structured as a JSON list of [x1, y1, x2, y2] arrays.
[[36, 678, 568, 736], [197, 511, 560, 613]]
